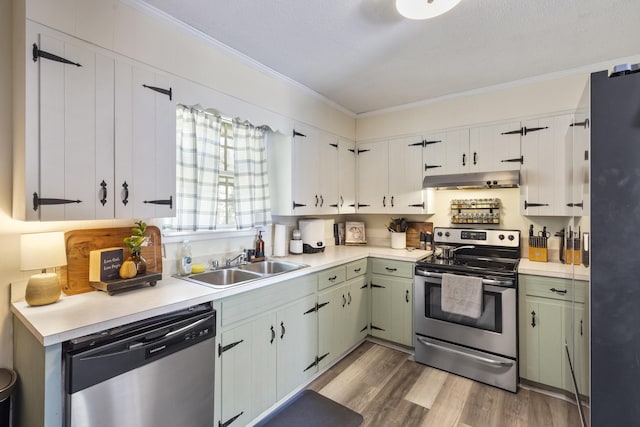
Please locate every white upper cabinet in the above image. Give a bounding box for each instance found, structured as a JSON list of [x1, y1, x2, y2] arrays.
[[357, 136, 432, 214], [23, 26, 115, 221], [423, 129, 469, 176], [115, 60, 176, 219], [520, 114, 574, 216], [17, 22, 176, 221], [469, 122, 523, 172], [338, 139, 357, 214], [423, 123, 521, 177], [291, 125, 340, 215]]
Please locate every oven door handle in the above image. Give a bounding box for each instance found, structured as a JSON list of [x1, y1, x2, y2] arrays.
[[416, 336, 514, 367], [417, 270, 513, 287]]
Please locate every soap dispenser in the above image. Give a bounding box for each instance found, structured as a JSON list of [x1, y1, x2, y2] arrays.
[[255, 230, 265, 259]]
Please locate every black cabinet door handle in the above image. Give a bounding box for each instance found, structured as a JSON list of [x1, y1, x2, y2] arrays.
[[462, 153, 466, 166], [580, 320, 583, 336], [340, 196, 344, 207], [121, 181, 129, 206], [347, 292, 352, 305], [531, 311, 536, 328], [391, 196, 395, 207], [382, 196, 386, 207], [342, 294, 347, 308], [328, 275, 337, 281], [99, 180, 108, 206], [385, 267, 397, 272], [280, 321, 286, 339], [550, 287, 567, 295], [405, 290, 410, 303], [270, 325, 275, 344], [473, 152, 477, 165]]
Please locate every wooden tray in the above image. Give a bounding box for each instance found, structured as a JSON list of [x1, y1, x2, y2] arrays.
[[405, 222, 433, 249], [61, 226, 162, 295]]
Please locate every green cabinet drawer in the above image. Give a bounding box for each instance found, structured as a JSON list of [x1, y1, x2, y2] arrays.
[[371, 258, 413, 279], [519, 274, 587, 303], [318, 266, 346, 290], [345, 259, 367, 280]]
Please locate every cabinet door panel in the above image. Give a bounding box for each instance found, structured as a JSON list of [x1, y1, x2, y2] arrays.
[[391, 280, 413, 347], [317, 285, 344, 370], [276, 295, 318, 400], [356, 141, 388, 213], [292, 124, 319, 215], [338, 139, 356, 213], [348, 276, 370, 346], [318, 133, 339, 214], [388, 136, 425, 213], [114, 61, 134, 218], [94, 54, 116, 219], [469, 122, 521, 172], [220, 323, 254, 427], [370, 276, 392, 341]]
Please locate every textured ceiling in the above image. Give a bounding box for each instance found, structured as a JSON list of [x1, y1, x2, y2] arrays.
[[140, 0, 640, 115]]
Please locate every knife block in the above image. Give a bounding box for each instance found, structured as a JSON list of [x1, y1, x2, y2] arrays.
[[528, 246, 548, 262]]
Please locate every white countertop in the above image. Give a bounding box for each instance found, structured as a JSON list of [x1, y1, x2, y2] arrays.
[[518, 258, 590, 281], [11, 245, 431, 347]]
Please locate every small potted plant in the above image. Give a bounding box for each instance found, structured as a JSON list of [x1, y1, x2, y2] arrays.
[[122, 220, 148, 276]]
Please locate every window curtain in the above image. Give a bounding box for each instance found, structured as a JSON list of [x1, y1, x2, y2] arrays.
[[233, 119, 272, 229], [172, 105, 222, 231]]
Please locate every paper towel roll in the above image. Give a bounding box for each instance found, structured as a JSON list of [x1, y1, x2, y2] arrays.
[[273, 224, 287, 257]]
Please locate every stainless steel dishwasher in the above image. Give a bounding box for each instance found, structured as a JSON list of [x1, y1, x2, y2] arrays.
[[63, 302, 216, 427]]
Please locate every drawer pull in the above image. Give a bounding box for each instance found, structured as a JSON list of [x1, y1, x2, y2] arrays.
[[354, 268, 361, 273], [385, 267, 397, 272], [328, 275, 337, 281], [550, 288, 567, 295]]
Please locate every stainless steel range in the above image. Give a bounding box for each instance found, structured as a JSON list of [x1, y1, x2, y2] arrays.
[[413, 227, 520, 392]]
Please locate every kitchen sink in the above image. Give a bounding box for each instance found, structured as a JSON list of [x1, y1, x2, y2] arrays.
[[238, 260, 306, 275], [182, 260, 307, 289], [185, 269, 264, 288]]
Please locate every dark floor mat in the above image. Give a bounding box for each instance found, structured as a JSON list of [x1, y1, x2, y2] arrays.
[[255, 389, 364, 427]]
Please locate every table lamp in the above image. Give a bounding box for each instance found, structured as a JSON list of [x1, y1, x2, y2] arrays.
[[20, 232, 67, 306]]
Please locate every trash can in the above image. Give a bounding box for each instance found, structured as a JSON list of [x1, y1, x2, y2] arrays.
[[0, 369, 17, 427]]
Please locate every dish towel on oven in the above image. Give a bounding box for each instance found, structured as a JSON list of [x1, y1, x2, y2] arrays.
[[441, 273, 483, 319]]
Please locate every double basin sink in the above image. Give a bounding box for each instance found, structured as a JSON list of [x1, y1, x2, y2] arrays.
[[182, 260, 308, 289]]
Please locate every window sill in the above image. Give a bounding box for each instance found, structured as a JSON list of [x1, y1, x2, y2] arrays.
[[162, 228, 256, 244]]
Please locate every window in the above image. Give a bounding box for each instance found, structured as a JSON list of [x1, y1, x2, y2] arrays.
[[216, 122, 236, 227], [166, 104, 271, 234]]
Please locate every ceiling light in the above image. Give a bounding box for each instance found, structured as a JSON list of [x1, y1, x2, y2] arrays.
[[396, 0, 462, 20]]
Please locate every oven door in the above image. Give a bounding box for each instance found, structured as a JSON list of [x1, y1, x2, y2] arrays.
[[413, 272, 516, 358]]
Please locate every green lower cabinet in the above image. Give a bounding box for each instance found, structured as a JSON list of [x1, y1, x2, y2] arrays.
[[219, 294, 318, 427], [318, 275, 369, 370], [370, 274, 413, 347], [519, 274, 589, 397]]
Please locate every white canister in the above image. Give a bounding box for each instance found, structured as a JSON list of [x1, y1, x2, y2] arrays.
[[289, 239, 303, 254], [391, 232, 406, 249]]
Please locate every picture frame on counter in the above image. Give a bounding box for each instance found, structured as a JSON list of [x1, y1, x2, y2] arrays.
[[345, 221, 366, 245]]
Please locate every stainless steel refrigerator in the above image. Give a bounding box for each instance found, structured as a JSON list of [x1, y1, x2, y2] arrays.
[[591, 66, 640, 425]]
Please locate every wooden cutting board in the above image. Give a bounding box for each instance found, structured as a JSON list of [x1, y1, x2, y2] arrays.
[[61, 226, 162, 295], [405, 222, 433, 249]]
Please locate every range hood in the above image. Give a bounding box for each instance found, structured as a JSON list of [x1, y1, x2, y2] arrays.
[[422, 170, 520, 190]]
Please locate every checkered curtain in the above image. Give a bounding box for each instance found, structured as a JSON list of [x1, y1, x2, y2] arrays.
[[233, 119, 272, 229], [171, 105, 222, 231]]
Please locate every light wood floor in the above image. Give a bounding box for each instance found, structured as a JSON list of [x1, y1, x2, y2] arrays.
[[308, 341, 587, 427]]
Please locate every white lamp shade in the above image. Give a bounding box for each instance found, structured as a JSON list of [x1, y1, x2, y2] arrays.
[[396, 0, 462, 20], [20, 232, 67, 271]]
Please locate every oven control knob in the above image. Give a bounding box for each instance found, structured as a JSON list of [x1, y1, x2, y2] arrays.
[[498, 234, 505, 240], [508, 234, 515, 241], [445, 232, 450, 237], [437, 231, 443, 237]]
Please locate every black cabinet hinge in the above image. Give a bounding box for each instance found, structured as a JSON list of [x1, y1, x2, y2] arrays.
[[293, 130, 307, 138], [370, 324, 385, 331], [218, 340, 244, 356], [32, 192, 81, 211], [524, 200, 549, 210], [142, 84, 172, 100], [219, 412, 244, 427], [32, 43, 82, 66], [409, 202, 425, 208], [524, 126, 548, 135], [357, 149, 370, 154], [329, 143, 338, 149], [501, 155, 524, 164], [424, 164, 442, 171], [144, 196, 173, 209], [570, 118, 590, 128]]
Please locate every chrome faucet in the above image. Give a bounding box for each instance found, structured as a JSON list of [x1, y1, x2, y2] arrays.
[[225, 252, 247, 267]]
